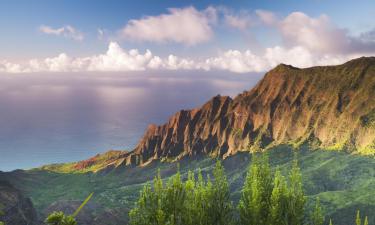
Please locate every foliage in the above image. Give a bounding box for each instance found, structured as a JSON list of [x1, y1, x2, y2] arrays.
[[130, 154, 309, 225], [45, 193, 93, 225], [129, 162, 233, 225], [238, 153, 306, 225], [238, 154, 273, 225], [2, 146, 375, 225], [310, 197, 324, 225], [356, 210, 361, 225], [45, 212, 77, 225]]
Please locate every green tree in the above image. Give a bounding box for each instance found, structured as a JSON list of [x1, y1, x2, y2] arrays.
[[164, 169, 187, 224], [130, 162, 234, 225], [270, 168, 288, 225], [310, 197, 324, 225], [356, 210, 361, 225], [207, 161, 233, 225], [183, 171, 196, 225], [129, 171, 166, 225], [193, 169, 211, 225], [287, 155, 306, 225], [238, 154, 273, 225], [364, 216, 368, 225], [45, 212, 76, 225]]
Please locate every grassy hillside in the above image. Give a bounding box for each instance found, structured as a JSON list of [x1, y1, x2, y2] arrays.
[[1, 146, 374, 225]]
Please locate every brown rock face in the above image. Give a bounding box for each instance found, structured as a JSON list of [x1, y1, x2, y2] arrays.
[[128, 57, 375, 166], [44, 57, 375, 172]]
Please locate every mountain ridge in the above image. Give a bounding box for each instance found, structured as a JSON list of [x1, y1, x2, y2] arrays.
[[42, 57, 375, 173]]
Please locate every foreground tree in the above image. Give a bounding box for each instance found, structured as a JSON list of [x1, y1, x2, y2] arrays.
[[239, 153, 306, 225], [356, 210, 361, 225], [310, 197, 324, 225], [238, 154, 273, 225], [287, 157, 306, 225], [269, 168, 288, 225], [207, 161, 234, 225], [129, 161, 233, 225]]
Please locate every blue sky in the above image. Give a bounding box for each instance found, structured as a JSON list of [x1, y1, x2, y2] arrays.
[[0, 0, 374, 73]]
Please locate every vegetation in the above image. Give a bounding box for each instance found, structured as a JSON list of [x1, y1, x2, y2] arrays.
[[128, 154, 370, 225], [1, 146, 374, 224], [129, 162, 233, 225], [45, 193, 93, 225], [130, 154, 316, 225]]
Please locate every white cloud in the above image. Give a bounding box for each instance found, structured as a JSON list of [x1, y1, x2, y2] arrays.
[[119, 7, 214, 45], [255, 11, 375, 55], [278, 12, 349, 54], [39, 25, 84, 41], [0, 42, 373, 74], [87, 42, 153, 71], [203, 50, 268, 73]]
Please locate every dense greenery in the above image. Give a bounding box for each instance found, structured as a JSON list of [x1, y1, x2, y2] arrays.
[[1, 146, 374, 224], [129, 154, 327, 225], [129, 162, 233, 225]]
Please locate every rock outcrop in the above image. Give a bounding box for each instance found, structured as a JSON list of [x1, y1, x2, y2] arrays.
[[129, 57, 375, 165], [44, 57, 375, 172]]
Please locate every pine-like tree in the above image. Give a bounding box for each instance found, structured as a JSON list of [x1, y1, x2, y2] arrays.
[[238, 154, 273, 225], [206, 161, 234, 225], [310, 197, 324, 225], [270, 168, 288, 225], [364, 216, 368, 225], [287, 155, 306, 225], [356, 210, 361, 225], [129, 170, 166, 225], [164, 170, 186, 225]]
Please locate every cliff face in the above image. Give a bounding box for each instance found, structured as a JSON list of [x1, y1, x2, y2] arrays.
[[44, 57, 375, 172], [129, 57, 375, 166], [0, 181, 38, 225]]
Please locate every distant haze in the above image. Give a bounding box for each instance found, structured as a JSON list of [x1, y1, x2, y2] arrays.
[[0, 71, 263, 171]]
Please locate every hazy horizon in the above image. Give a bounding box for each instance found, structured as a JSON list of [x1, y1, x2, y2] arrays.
[[0, 71, 263, 171]]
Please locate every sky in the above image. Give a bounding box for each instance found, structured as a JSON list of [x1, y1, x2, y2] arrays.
[[0, 0, 374, 74]]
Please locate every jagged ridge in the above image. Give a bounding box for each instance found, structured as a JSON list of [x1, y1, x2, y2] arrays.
[[45, 57, 375, 172]]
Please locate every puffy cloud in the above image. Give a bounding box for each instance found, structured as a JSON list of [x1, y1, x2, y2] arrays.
[[203, 50, 268, 73], [120, 7, 214, 45], [279, 12, 350, 54], [255, 11, 375, 55], [0, 42, 373, 74], [87, 42, 153, 71], [39, 25, 84, 41]]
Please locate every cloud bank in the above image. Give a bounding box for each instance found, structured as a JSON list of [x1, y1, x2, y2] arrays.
[[0, 42, 370, 74]]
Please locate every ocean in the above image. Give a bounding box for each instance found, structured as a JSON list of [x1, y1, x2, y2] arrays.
[[0, 71, 262, 171]]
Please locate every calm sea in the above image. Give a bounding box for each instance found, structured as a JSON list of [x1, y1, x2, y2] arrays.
[[0, 71, 262, 171]]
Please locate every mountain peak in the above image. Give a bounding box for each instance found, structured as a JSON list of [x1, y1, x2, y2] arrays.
[[129, 56, 375, 165], [273, 63, 300, 71], [40, 57, 375, 173]]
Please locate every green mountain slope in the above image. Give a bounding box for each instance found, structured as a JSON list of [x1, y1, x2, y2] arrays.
[[0, 146, 374, 224]]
